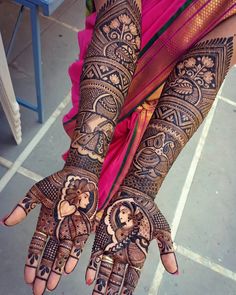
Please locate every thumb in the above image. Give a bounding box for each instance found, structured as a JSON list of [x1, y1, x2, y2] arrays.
[[156, 229, 179, 275], [152, 207, 178, 275], [1, 185, 40, 226]]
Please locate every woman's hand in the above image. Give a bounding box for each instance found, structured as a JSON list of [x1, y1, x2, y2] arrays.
[[1, 166, 98, 295], [86, 187, 178, 295]]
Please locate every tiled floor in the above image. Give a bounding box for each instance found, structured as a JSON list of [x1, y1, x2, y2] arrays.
[[0, 1, 236, 294]]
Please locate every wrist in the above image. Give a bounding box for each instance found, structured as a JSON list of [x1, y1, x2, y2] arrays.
[[121, 169, 160, 200], [64, 146, 102, 177], [119, 185, 149, 199], [62, 165, 99, 186]]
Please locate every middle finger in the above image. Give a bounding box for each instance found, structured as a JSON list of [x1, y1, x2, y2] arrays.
[[46, 239, 73, 291], [33, 238, 59, 295], [64, 234, 88, 274]]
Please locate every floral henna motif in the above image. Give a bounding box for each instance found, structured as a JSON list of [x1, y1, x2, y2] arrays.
[[3, 1, 142, 294], [87, 36, 234, 294], [67, 0, 141, 171], [123, 37, 234, 199], [87, 189, 176, 294]]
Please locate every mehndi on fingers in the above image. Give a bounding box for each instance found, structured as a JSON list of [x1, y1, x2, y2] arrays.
[[87, 190, 177, 294], [3, 187, 40, 226], [86, 35, 234, 294], [2, 0, 142, 294], [21, 167, 98, 293]]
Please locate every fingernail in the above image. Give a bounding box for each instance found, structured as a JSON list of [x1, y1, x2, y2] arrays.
[[86, 278, 93, 285]]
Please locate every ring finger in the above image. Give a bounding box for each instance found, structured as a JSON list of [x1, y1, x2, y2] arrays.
[[64, 234, 88, 274], [120, 264, 142, 295], [46, 239, 73, 291]]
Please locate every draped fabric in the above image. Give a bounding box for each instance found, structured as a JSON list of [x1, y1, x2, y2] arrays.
[[63, 0, 236, 211]]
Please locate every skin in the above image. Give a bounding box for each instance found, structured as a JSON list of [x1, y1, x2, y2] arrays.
[[79, 192, 90, 209], [119, 206, 134, 228], [1, 0, 235, 294], [1, 1, 143, 294], [85, 13, 236, 295]]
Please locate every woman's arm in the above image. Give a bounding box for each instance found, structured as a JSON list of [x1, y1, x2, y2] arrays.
[[2, 1, 142, 295], [86, 16, 236, 295]]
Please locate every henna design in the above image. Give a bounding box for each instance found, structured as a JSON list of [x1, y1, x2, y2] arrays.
[[3, 2, 142, 294], [88, 36, 233, 294], [88, 189, 175, 294], [21, 166, 98, 291], [123, 37, 234, 199], [121, 265, 140, 295], [26, 231, 47, 269], [66, 0, 141, 175], [93, 259, 114, 294], [13, 187, 40, 216], [52, 240, 73, 275], [106, 262, 126, 294], [37, 238, 59, 281], [1, 2, 142, 293]]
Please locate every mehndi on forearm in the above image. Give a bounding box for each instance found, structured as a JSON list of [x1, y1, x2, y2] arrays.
[[121, 36, 234, 199], [85, 36, 234, 295], [65, 0, 142, 178]]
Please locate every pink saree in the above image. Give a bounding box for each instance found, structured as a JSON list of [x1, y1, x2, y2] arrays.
[[63, 0, 236, 212]]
